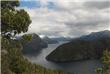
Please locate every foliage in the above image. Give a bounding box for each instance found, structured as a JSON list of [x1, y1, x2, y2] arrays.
[[22, 34, 32, 41], [95, 67, 103, 74], [21, 34, 32, 44], [102, 49, 110, 74], [1, 35, 69, 74], [1, 1, 31, 38], [1, 0, 19, 10], [102, 50, 110, 68]]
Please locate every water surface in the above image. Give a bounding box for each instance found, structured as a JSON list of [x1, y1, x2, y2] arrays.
[[25, 41, 103, 74]]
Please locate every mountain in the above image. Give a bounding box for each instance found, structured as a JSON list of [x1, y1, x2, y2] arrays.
[[51, 37, 72, 42], [79, 30, 110, 41], [42, 36, 58, 44], [46, 30, 110, 62], [22, 33, 48, 55]]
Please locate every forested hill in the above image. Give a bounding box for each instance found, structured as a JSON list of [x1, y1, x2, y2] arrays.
[[46, 30, 110, 62], [22, 33, 48, 54]]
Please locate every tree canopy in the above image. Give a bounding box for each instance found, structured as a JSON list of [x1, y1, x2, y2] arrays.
[[102, 49, 110, 74], [1, 1, 31, 38], [1, 0, 19, 10]]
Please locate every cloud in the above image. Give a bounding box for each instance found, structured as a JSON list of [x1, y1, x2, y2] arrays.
[[20, 0, 110, 37], [84, 1, 110, 9]]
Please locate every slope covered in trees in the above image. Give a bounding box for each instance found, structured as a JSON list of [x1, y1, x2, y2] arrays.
[[1, 37, 69, 74], [46, 31, 110, 62], [22, 33, 48, 55]]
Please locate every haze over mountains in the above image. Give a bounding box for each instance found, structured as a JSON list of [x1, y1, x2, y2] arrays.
[[18, 30, 110, 56], [42, 36, 58, 44], [78, 30, 110, 41]]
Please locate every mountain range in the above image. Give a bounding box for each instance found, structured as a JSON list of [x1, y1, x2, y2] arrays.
[[78, 30, 110, 41], [42, 36, 58, 44]]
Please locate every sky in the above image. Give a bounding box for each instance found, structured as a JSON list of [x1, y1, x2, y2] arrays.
[[19, 0, 110, 38]]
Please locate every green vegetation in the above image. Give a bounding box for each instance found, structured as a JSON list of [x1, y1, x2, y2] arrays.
[[1, 38, 69, 74], [1, 1, 31, 38], [102, 49, 110, 74], [95, 68, 103, 74], [21, 34, 32, 44], [46, 34, 110, 62], [22, 33, 48, 54], [1, 1, 69, 74]]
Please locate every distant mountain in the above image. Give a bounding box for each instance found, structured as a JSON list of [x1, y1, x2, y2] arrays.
[[51, 37, 72, 42], [46, 30, 110, 62], [42, 36, 58, 44], [78, 30, 110, 41], [22, 33, 48, 55]]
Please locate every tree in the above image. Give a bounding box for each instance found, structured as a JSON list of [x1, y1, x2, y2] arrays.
[[95, 68, 103, 74], [1, 0, 19, 10], [1, 1, 31, 38], [21, 34, 32, 44], [102, 49, 110, 74]]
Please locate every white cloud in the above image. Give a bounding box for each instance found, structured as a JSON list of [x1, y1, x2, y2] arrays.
[[84, 1, 110, 9], [21, 0, 110, 37]]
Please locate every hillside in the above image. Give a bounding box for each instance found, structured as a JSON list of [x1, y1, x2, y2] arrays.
[[46, 30, 110, 62], [78, 30, 110, 41], [22, 33, 48, 55], [1, 37, 69, 74]]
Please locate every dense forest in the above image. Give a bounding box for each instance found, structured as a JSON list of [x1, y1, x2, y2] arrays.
[[1, 1, 69, 74]]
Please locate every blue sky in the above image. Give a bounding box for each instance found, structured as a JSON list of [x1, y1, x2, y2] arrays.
[[20, 1, 55, 9], [20, 1, 41, 8]]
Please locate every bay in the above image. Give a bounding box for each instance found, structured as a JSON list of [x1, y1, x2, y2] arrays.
[[25, 41, 103, 74]]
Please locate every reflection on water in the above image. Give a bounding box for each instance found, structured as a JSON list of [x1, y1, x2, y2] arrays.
[[25, 41, 103, 74]]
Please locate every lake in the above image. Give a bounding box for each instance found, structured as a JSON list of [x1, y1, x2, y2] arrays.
[[25, 41, 103, 74]]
